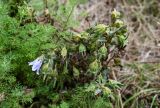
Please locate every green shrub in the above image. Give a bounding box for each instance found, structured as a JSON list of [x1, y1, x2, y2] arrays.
[[0, 1, 127, 108]]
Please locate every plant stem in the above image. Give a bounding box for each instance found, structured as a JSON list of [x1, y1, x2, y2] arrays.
[[63, 5, 75, 30]]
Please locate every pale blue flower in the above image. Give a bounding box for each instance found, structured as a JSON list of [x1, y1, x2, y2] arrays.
[[28, 56, 44, 75]]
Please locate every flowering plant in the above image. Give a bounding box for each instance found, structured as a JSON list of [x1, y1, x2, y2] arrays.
[[0, 1, 127, 106], [28, 9, 127, 100]]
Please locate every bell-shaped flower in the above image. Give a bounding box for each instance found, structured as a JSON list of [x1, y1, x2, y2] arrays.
[[28, 55, 44, 75]]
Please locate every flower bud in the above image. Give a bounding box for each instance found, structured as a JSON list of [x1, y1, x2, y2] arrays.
[[99, 45, 108, 58], [114, 19, 124, 27], [81, 32, 90, 40], [101, 86, 111, 95], [89, 59, 101, 74], [61, 47, 67, 58], [95, 24, 107, 34], [111, 9, 121, 19], [72, 34, 81, 42]]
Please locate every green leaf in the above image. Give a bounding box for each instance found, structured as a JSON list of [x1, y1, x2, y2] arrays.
[[60, 101, 69, 108], [63, 62, 68, 74], [73, 66, 79, 77], [85, 83, 96, 92], [42, 63, 49, 73], [118, 35, 127, 48], [79, 43, 86, 53]]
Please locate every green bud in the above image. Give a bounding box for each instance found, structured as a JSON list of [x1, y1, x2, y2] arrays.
[[79, 43, 86, 53], [61, 47, 67, 58], [95, 24, 107, 34], [89, 59, 101, 74], [99, 44, 108, 58], [81, 32, 90, 40], [101, 85, 111, 95], [90, 42, 97, 50], [111, 9, 121, 19], [72, 34, 81, 42], [114, 19, 124, 27]]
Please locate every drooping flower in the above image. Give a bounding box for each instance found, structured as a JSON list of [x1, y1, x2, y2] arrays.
[[28, 55, 44, 75]]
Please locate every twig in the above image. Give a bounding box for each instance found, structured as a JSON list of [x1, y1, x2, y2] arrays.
[[105, 53, 116, 66]]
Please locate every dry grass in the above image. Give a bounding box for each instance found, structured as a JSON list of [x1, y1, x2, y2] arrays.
[[75, 0, 160, 62]]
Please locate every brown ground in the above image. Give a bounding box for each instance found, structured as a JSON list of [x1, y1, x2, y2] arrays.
[[75, 0, 160, 63]]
